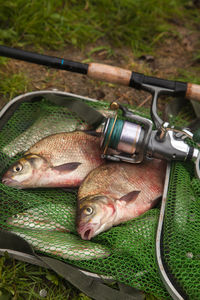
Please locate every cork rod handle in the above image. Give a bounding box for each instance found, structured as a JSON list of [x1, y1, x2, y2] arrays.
[[87, 63, 132, 86], [186, 83, 200, 103]]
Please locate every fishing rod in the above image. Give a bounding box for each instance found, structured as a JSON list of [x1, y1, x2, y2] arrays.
[[0, 45, 200, 103], [0, 45, 199, 179]]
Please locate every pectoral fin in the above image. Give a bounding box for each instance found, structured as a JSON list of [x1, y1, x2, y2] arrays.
[[119, 190, 140, 203], [53, 162, 81, 172]]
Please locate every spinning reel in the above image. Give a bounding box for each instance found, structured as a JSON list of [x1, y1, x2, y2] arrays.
[[100, 85, 200, 179]]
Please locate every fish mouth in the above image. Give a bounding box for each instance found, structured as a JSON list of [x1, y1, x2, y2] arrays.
[[78, 223, 97, 240], [1, 177, 21, 188]]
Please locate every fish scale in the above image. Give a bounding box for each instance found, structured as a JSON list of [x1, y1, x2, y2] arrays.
[[2, 131, 104, 189], [2, 113, 88, 158], [11, 228, 111, 261], [27, 131, 98, 165], [77, 159, 166, 240], [7, 202, 76, 233]]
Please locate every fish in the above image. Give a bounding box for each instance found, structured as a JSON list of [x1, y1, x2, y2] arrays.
[[7, 202, 76, 233], [2, 131, 104, 189], [2, 112, 88, 158], [76, 159, 166, 240], [2, 106, 113, 158], [11, 228, 111, 260]]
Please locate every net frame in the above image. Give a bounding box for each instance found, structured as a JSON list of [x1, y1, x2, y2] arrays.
[[1, 90, 199, 300]]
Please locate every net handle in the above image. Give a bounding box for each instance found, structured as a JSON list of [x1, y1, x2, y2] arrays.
[[195, 152, 200, 179], [0, 230, 140, 300], [156, 163, 186, 300]]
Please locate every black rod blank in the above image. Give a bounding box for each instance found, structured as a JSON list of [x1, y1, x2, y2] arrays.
[[0, 44, 196, 101], [0, 45, 88, 74]]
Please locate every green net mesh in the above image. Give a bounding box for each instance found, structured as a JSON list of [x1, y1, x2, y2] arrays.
[[0, 94, 199, 300]]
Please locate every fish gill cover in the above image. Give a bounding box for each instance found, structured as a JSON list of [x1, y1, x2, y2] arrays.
[[0, 96, 199, 299]]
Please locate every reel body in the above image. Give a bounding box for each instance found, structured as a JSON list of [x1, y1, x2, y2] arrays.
[[100, 88, 200, 179]]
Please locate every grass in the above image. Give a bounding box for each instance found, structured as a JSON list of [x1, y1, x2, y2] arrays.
[[0, 252, 159, 300], [0, 57, 30, 101], [0, 0, 199, 100], [0, 72, 29, 100], [0, 252, 91, 300], [0, 0, 198, 53]]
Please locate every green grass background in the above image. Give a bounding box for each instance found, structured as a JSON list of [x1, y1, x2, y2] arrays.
[[0, 0, 200, 99], [1, 0, 198, 51]]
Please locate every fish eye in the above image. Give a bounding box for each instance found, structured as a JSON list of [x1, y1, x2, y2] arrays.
[[13, 163, 23, 173], [84, 207, 93, 215]]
